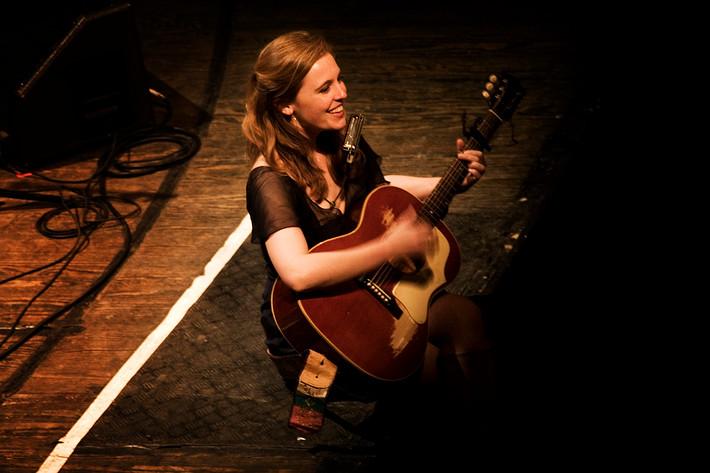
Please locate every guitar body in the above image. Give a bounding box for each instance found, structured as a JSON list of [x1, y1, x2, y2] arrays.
[[272, 185, 460, 381]]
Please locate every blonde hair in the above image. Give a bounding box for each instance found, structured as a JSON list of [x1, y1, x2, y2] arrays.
[[242, 31, 345, 200]]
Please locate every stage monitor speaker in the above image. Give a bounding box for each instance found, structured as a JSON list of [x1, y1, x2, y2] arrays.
[[0, 3, 153, 170]]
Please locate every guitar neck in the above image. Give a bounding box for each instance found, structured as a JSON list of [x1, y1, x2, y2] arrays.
[[418, 109, 505, 225]]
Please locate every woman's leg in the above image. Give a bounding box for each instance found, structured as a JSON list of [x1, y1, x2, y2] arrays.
[[425, 293, 496, 428]]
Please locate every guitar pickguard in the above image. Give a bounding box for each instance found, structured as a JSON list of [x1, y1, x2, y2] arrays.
[[393, 226, 452, 325]]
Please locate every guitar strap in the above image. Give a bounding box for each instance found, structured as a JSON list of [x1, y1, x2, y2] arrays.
[[288, 350, 338, 433]]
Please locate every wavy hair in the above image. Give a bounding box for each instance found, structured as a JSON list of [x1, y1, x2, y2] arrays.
[[242, 31, 358, 200]]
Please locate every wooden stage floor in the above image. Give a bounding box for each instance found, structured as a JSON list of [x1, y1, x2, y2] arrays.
[[1, 1, 606, 471]]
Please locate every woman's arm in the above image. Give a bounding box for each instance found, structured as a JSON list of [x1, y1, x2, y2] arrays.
[[265, 210, 431, 292], [385, 175, 439, 200], [386, 140, 486, 200]]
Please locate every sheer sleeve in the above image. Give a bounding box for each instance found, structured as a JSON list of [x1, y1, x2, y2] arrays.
[[246, 166, 300, 244]]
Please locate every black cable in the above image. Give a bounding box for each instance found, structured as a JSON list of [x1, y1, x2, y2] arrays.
[[0, 195, 132, 361], [0, 197, 90, 352], [35, 190, 140, 239], [0, 122, 201, 360], [104, 126, 201, 178]]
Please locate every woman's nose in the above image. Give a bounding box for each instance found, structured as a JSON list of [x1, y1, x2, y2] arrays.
[[335, 81, 347, 100]]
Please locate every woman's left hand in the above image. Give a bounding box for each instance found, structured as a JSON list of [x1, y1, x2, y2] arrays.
[[456, 138, 485, 191]]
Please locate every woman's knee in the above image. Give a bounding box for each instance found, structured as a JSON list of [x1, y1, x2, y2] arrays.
[[428, 293, 491, 353]]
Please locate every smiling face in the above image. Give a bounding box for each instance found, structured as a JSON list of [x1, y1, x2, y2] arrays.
[[281, 53, 347, 142]]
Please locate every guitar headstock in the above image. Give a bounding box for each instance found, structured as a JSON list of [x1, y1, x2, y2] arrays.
[[482, 73, 526, 122]]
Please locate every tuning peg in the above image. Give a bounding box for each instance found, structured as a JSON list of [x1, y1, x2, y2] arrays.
[[483, 80, 496, 99], [489, 74, 499, 84]]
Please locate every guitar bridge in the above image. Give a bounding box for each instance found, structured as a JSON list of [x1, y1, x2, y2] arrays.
[[356, 277, 402, 319]]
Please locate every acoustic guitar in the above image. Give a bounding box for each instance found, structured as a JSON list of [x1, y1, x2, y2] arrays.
[[272, 73, 525, 381]]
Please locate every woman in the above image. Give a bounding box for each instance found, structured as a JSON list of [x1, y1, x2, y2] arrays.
[[243, 31, 495, 424]]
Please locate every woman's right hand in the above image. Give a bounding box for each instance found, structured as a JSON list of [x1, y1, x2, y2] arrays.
[[382, 205, 433, 261]]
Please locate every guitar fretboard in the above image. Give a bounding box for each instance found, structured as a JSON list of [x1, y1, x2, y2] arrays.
[[418, 110, 504, 225]]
